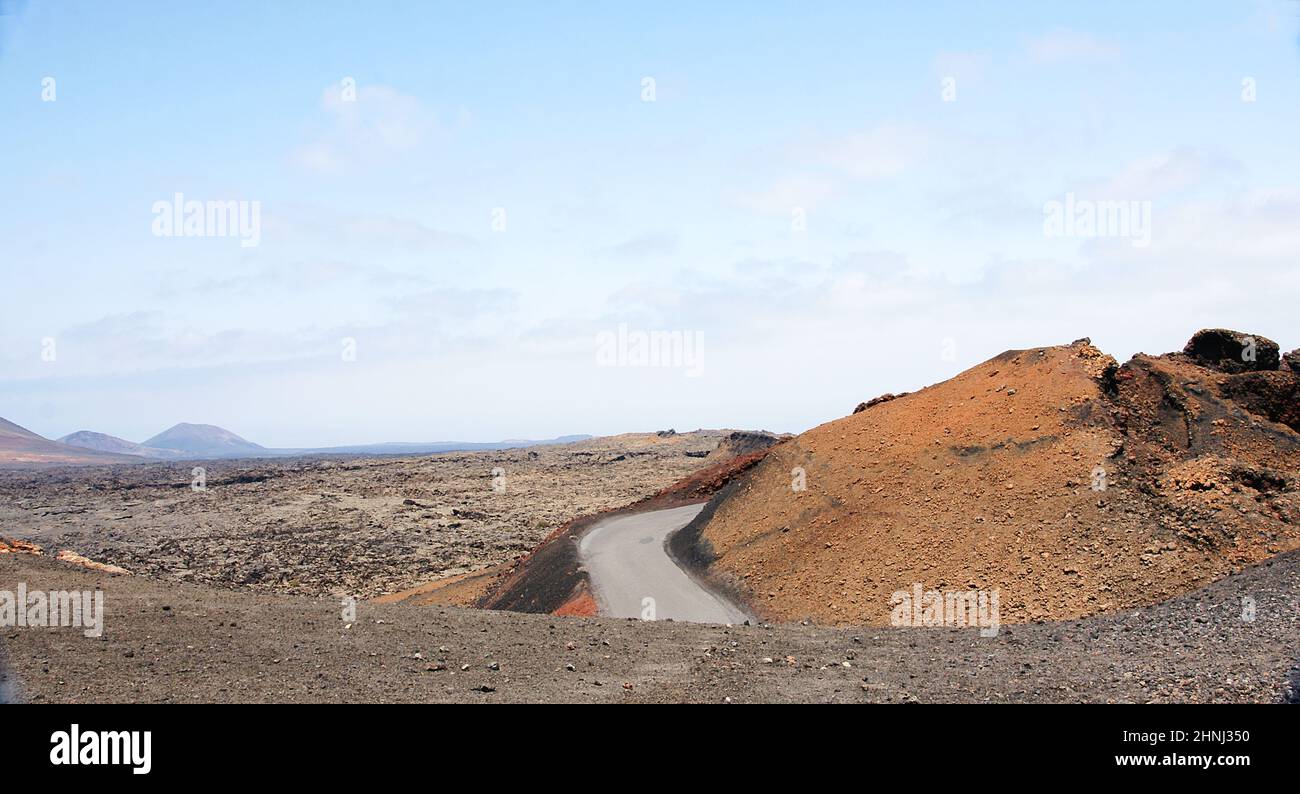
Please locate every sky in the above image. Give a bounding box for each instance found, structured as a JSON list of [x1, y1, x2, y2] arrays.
[[2, 0, 1299, 446]]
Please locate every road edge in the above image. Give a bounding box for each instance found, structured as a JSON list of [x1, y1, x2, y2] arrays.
[[471, 444, 784, 616]]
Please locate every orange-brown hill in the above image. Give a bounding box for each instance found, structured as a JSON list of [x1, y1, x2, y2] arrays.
[[680, 331, 1300, 626]]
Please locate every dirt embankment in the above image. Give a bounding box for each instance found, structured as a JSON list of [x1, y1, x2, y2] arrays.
[[380, 444, 784, 615], [679, 330, 1300, 626]]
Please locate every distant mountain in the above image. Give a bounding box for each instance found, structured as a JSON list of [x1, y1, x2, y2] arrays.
[[0, 417, 141, 467], [7, 418, 594, 464], [0, 417, 42, 440], [58, 430, 182, 459], [502, 435, 592, 446], [141, 423, 268, 458]]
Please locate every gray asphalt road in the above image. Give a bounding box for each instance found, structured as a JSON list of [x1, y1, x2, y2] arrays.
[[579, 503, 749, 624]]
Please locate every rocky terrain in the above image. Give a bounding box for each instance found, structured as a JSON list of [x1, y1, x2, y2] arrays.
[[2, 331, 1297, 704], [2, 547, 1296, 703], [0, 431, 728, 599], [380, 436, 783, 617], [677, 330, 1300, 626]]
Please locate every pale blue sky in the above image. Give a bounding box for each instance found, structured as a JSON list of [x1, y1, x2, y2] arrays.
[[2, 1, 1298, 445]]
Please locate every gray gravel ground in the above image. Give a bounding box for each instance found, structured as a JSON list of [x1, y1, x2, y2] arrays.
[[1, 550, 1296, 703]]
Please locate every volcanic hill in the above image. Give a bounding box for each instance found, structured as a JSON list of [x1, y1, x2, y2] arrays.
[[675, 330, 1300, 625], [0, 417, 139, 466], [141, 423, 267, 458], [59, 430, 182, 459]]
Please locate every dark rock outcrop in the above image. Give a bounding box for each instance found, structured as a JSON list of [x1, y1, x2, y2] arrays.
[[1221, 371, 1300, 433], [853, 392, 909, 414], [1182, 329, 1280, 373], [708, 430, 782, 459]]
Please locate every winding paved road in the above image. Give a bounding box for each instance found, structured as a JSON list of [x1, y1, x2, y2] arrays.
[[579, 503, 749, 624]]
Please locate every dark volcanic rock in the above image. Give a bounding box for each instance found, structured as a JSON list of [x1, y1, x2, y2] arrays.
[[1182, 329, 1280, 373], [853, 392, 909, 414], [0, 432, 729, 600], [1221, 371, 1300, 433], [708, 431, 782, 459]]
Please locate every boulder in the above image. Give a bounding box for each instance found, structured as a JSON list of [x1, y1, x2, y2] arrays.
[[1182, 329, 1280, 373]]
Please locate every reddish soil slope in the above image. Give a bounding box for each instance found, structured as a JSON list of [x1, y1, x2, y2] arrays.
[[684, 331, 1300, 626]]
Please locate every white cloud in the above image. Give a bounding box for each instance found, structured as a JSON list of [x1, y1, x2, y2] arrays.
[[262, 204, 476, 252], [932, 49, 992, 85], [1092, 187, 1300, 265], [1092, 148, 1240, 198], [733, 121, 933, 216], [156, 258, 433, 300], [1026, 30, 1121, 63], [823, 122, 929, 180], [596, 232, 679, 260], [733, 174, 837, 214], [386, 286, 516, 323], [291, 83, 457, 173]]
